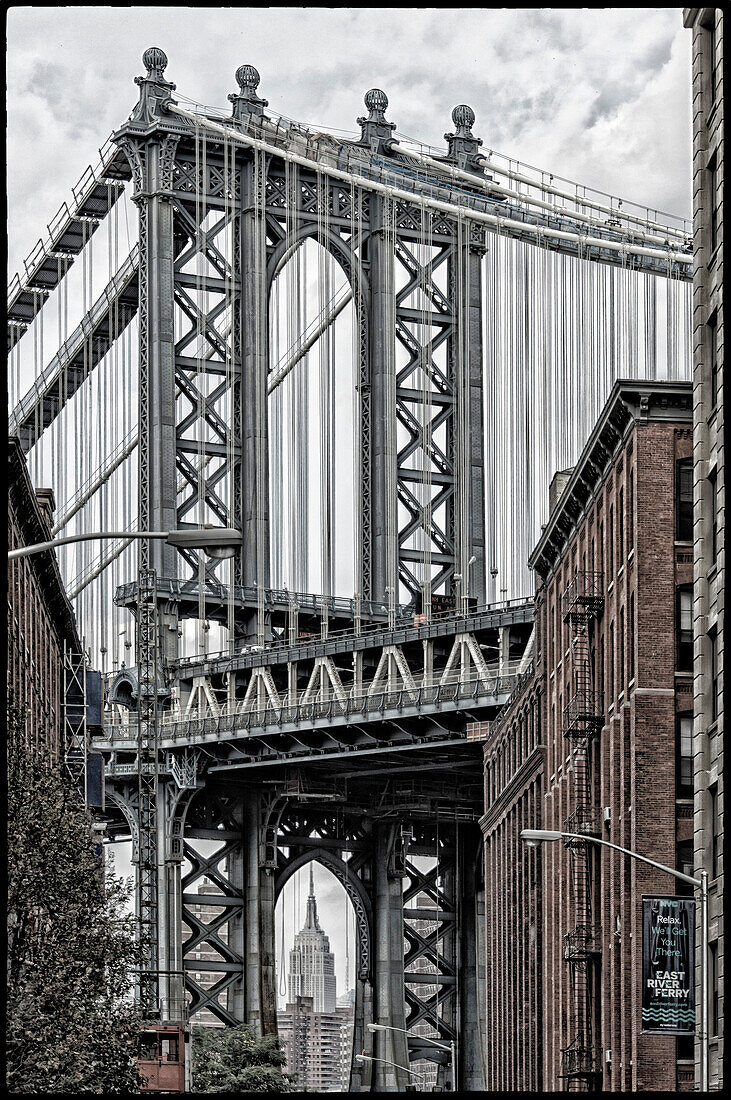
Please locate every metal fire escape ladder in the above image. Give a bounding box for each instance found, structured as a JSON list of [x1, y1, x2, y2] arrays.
[[561, 571, 604, 1090]]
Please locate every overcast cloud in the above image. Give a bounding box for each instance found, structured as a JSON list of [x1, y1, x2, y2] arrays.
[[8, 6, 691, 276]]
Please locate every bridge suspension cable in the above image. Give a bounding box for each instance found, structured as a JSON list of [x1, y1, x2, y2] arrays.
[[166, 103, 691, 270], [171, 88, 689, 244]]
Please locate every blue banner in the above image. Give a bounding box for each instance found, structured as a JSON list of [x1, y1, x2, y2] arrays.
[[642, 895, 695, 1034]]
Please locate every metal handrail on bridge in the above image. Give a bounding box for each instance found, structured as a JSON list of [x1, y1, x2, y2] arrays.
[[8, 133, 127, 337], [172, 595, 535, 672], [100, 671, 521, 747], [168, 101, 692, 274]]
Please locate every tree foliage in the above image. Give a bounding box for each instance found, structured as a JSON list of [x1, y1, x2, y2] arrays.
[[6, 700, 144, 1093], [191, 1023, 294, 1093]]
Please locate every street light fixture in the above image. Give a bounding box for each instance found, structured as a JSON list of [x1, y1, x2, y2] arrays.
[[520, 829, 709, 1092], [367, 1022, 456, 1090], [8, 526, 243, 561], [355, 1052, 427, 1086]]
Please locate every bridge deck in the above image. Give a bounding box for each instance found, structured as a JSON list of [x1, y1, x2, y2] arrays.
[[97, 672, 514, 756], [172, 598, 534, 676]]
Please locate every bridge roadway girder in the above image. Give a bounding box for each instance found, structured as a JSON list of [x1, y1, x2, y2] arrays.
[[100, 607, 533, 762], [103, 761, 487, 1091]]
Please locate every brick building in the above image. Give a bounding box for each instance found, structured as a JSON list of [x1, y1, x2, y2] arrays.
[[683, 8, 724, 1089], [480, 665, 543, 1091], [7, 435, 81, 759], [529, 378, 695, 1090], [480, 381, 701, 1090]]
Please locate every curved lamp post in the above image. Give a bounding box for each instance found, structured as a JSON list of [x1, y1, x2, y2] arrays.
[[355, 1052, 427, 1086], [368, 1021, 456, 1090], [8, 526, 243, 561], [520, 829, 709, 1093]]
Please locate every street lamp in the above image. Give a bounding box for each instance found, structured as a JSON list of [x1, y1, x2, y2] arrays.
[[368, 1022, 456, 1090], [520, 829, 709, 1092], [462, 555, 477, 615], [354, 1052, 427, 1086], [8, 526, 243, 561], [384, 586, 396, 630]]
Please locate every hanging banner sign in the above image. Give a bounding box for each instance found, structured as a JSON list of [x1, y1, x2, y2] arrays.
[[642, 895, 695, 1034]]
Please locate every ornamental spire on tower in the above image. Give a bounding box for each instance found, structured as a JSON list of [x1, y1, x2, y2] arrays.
[[356, 88, 397, 154], [130, 47, 176, 127], [304, 862, 321, 931], [229, 64, 268, 124]]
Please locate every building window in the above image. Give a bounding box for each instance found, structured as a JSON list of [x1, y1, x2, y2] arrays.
[[618, 486, 624, 562], [709, 470, 718, 562], [676, 588, 693, 672], [627, 470, 634, 552], [709, 628, 719, 721], [608, 505, 614, 578], [708, 17, 719, 102], [608, 621, 615, 703], [710, 941, 719, 1037], [628, 592, 635, 682], [708, 312, 719, 409], [677, 1034, 694, 1060], [675, 714, 693, 798], [676, 840, 694, 897], [708, 158, 720, 257], [618, 607, 625, 694], [710, 785, 719, 880], [676, 458, 693, 541]]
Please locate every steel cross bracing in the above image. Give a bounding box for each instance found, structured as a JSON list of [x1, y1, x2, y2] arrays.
[[99, 603, 534, 763]]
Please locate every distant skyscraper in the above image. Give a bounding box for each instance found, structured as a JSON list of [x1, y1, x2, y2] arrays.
[[287, 865, 337, 1013], [278, 867, 352, 1091]]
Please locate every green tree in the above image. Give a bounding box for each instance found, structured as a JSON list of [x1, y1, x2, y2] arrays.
[[6, 700, 144, 1093], [192, 1023, 294, 1093]]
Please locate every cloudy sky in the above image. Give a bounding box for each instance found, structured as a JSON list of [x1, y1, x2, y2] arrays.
[[8, 6, 692, 277]]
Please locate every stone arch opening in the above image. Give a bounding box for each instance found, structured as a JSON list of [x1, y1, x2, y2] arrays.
[[267, 235, 360, 596], [274, 856, 363, 1091]]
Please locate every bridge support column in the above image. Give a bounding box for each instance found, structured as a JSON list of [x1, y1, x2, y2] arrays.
[[422, 638, 434, 688], [157, 781, 186, 1021], [350, 959, 375, 1092], [373, 823, 409, 1091], [243, 794, 278, 1035], [369, 195, 397, 607], [238, 159, 270, 639], [129, 777, 189, 1022], [499, 625, 511, 674]]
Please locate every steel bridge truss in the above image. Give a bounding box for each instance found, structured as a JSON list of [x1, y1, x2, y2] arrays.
[[104, 775, 488, 1090], [106, 48, 492, 646]]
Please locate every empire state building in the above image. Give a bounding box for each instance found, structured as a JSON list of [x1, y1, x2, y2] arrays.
[[287, 864, 337, 1012]]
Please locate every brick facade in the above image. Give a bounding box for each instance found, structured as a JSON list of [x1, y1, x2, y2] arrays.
[[479, 670, 544, 1091], [482, 382, 699, 1090], [530, 381, 695, 1091], [684, 8, 724, 1089], [7, 436, 80, 759]]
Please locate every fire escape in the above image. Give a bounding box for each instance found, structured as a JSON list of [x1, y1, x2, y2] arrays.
[[560, 571, 603, 1091]]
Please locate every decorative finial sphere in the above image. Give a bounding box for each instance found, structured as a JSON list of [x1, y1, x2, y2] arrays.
[[143, 47, 168, 76], [236, 64, 261, 91], [364, 88, 388, 113], [452, 104, 475, 130]]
